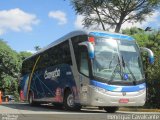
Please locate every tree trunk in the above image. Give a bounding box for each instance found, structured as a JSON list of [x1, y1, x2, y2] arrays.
[[99, 15, 106, 31], [115, 14, 125, 33], [95, 7, 106, 31], [115, 22, 122, 33]]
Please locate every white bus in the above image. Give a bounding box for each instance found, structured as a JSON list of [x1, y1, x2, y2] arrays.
[[19, 30, 154, 112]]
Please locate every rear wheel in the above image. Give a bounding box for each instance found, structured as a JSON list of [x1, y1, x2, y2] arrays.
[[104, 107, 118, 113], [64, 90, 81, 111], [28, 92, 39, 106]]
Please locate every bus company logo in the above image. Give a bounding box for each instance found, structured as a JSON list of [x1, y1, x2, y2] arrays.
[[44, 68, 60, 80], [122, 92, 126, 96]]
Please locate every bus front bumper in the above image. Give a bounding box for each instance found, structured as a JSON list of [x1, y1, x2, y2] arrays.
[[88, 86, 146, 107]]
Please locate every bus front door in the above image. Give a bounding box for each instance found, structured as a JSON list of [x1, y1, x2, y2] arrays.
[[78, 46, 90, 104]]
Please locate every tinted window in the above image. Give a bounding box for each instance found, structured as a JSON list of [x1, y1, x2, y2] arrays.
[[80, 50, 89, 76], [36, 40, 72, 71], [22, 40, 72, 75], [71, 35, 88, 67], [21, 56, 37, 75]]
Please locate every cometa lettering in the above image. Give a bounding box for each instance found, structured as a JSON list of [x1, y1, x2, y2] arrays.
[[44, 68, 60, 80]]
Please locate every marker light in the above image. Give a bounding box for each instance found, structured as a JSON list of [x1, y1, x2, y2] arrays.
[[88, 37, 95, 44]]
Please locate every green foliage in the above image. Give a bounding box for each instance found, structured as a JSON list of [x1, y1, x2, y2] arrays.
[[0, 40, 21, 78], [0, 40, 32, 101], [19, 51, 32, 61], [0, 40, 20, 100], [70, 0, 160, 32], [123, 27, 160, 108]]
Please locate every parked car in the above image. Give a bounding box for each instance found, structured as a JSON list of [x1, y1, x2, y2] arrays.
[[5, 95, 15, 101]]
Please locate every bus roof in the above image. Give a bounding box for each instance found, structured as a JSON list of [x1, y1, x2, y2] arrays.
[[24, 30, 134, 61]]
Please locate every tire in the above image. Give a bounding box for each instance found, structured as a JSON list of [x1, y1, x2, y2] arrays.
[[104, 107, 118, 113], [28, 92, 39, 106], [64, 90, 81, 111]]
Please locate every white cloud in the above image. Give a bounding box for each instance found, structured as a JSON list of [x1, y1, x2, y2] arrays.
[[121, 21, 140, 30], [122, 10, 160, 30], [141, 10, 160, 27], [74, 15, 103, 30], [74, 10, 160, 31], [48, 10, 67, 25], [0, 8, 39, 35], [26, 50, 36, 54], [74, 15, 84, 29]]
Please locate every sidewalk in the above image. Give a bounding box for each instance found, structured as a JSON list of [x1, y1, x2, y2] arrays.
[[119, 107, 160, 112]]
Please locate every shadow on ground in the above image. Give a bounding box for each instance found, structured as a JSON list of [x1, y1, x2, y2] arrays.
[[0, 102, 108, 113]]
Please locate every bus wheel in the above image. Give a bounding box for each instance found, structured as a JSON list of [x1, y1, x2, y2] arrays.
[[28, 92, 39, 106], [104, 107, 118, 113], [64, 90, 81, 111], [28, 92, 34, 105]]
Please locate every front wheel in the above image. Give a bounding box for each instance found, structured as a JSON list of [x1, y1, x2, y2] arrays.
[[104, 107, 118, 113], [64, 90, 81, 111]]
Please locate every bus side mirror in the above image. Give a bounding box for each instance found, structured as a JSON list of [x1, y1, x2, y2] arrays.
[[78, 42, 95, 59], [140, 47, 154, 64]]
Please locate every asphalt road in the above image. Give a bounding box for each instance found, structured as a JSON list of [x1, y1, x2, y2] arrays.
[[0, 103, 160, 120]]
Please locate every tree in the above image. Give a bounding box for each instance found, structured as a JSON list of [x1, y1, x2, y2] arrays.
[[0, 40, 21, 98], [0, 40, 21, 79], [34, 45, 41, 51], [19, 51, 32, 61], [0, 40, 32, 101], [70, 0, 160, 32], [122, 27, 160, 108]]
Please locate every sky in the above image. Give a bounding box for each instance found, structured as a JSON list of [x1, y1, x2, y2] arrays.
[[0, 0, 160, 53]]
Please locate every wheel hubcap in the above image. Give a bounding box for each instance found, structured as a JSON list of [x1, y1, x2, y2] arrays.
[[29, 94, 32, 104], [67, 94, 74, 107]]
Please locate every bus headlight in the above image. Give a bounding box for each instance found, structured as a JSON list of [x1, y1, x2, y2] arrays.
[[97, 87, 106, 93], [91, 86, 108, 94], [139, 89, 146, 94]]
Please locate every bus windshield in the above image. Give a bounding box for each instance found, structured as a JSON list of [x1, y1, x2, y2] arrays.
[[93, 37, 144, 83]]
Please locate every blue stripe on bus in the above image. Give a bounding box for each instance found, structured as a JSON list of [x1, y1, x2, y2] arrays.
[[89, 32, 134, 41], [90, 80, 146, 92]]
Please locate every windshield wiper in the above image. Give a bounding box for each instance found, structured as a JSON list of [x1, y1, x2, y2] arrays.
[[109, 56, 123, 83], [109, 56, 137, 85], [121, 56, 137, 85], [108, 53, 117, 69]]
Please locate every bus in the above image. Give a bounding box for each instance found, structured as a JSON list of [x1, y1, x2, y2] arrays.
[[19, 30, 154, 112]]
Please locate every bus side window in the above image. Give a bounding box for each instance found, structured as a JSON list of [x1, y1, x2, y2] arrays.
[[79, 47, 89, 76], [71, 35, 88, 69]]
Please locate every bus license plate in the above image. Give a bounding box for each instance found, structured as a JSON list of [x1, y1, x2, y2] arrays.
[[119, 99, 129, 103]]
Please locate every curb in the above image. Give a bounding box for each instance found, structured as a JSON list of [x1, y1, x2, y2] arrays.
[[83, 107, 160, 112], [119, 107, 160, 112]]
